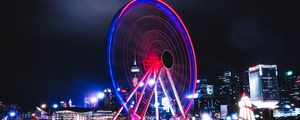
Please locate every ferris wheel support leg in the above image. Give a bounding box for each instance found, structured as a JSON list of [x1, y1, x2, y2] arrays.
[[158, 73, 176, 116], [166, 69, 186, 118], [133, 70, 152, 112], [154, 70, 159, 120], [140, 68, 161, 119], [112, 68, 152, 120]]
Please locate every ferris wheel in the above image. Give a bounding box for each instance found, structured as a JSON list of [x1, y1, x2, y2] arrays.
[[107, 0, 197, 119]]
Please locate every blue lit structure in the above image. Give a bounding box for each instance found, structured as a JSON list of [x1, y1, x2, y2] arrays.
[[248, 64, 279, 108], [107, 0, 197, 119]]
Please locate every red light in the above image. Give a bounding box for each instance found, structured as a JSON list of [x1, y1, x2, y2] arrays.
[[296, 80, 300, 83], [121, 89, 127, 93]]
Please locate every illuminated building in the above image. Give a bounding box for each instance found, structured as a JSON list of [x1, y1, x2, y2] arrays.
[[218, 71, 242, 115], [194, 79, 216, 118], [248, 64, 279, 108]]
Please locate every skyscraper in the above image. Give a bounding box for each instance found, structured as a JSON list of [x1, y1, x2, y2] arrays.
[[248, 64, 279, 108]]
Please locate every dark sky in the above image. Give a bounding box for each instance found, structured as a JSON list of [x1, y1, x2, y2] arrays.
[[1, 0, 299, 110]]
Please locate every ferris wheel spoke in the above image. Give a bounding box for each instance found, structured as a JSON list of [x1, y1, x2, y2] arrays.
[[133, 69, 152, 112], [158, 69, 176, 116], [112, 68, 152, 120], [140, 68, 161, 119], [165, 68, 186, 118]]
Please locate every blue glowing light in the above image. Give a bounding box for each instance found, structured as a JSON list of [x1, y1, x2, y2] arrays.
[[97, 92, 105, 99], [9, 111, 16, 117], [52, 104, 58, 109]]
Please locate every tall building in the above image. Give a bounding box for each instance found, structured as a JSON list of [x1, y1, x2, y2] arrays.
[[248, 64, 279, 108], [285, 73, 300, 107], [218, 71, 242, 114], [194, 79, 216, 117]]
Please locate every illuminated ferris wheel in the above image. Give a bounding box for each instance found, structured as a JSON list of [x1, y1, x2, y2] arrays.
[[107, 0, 197, 119]]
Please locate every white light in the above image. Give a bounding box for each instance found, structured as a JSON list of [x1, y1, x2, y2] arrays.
[[9, 112, 16, 117], [90, 97, 98, 103], [154, 102, 160, 107], [148, 79, 155, 86], [231, 114, 238, 119], [97, 92, 105, 99], [255, 115, 259, 118], [193, 93, 199, 98], [52, 104, 58, 109], [41, 104, 47, 109], [201, 113, 211, 120], [139, 82, 144, 87], [226, 116, 231, 120], [106, 88, 111, 93], [284, 105, 291, 109], [186, 94, 193, 99], [197, 80, 200, 83], [252, 101, 279, 109], [117, 88, 121, 91]]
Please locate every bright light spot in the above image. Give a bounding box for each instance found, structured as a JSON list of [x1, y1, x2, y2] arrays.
[[148, 79, 155, 86], [97, 92, 105, 99], [154, 102, 160, 107], [197, 79, 200, 83], [90, 97, 98, 103], [186, 93, 198, 99], [255, 115, 259, 118], [231, 114, 238, 119], [284, 105, 291, 109], [226, 116, 231, 120], [41, 104, 47, 109], [139, 82, 144, 87], [31, 113, 36, 117], [9, 111, 16, 117], [252, 101, 279, 108], [117, 88, 121, 91], [130, 104, 134, 108], [52, 104, 58, 109], [193, 93, 199, 98], [286, 71, 293, 76], [201, 113, 211, 120]]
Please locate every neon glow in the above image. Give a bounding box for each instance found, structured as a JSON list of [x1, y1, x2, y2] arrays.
[[108, 0, 197, 119]]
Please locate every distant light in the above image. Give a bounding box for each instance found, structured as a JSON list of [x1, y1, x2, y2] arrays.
[[107, 88, 112, 93], [154, 102, 160, 107], [193, 93, 199, 98], [196, 79, 200, 83], [52, 104, 58, 109], [226, 116, 231, 120], [148, 79, 155, 86], [139, 82, 144, 87], [201, 113, 211, 120], [117, 88, 121, 91], [286, 71, 293, 76], [186, 93, 198, 99], [254, 115, 259, 118], [97, 92, 105, 99], [9, 111, 16, 117], [41, 104, 47, 109], [231, 114, 238, 119], [90, 97, 98, 103], [284, 105, 291, 109], [31, 113, 36, 117]]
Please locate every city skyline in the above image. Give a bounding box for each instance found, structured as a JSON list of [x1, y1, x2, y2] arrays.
[[1, 0, 300, 112]]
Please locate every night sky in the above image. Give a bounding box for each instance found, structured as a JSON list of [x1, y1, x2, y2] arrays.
[[1, 0, 299, 111]]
